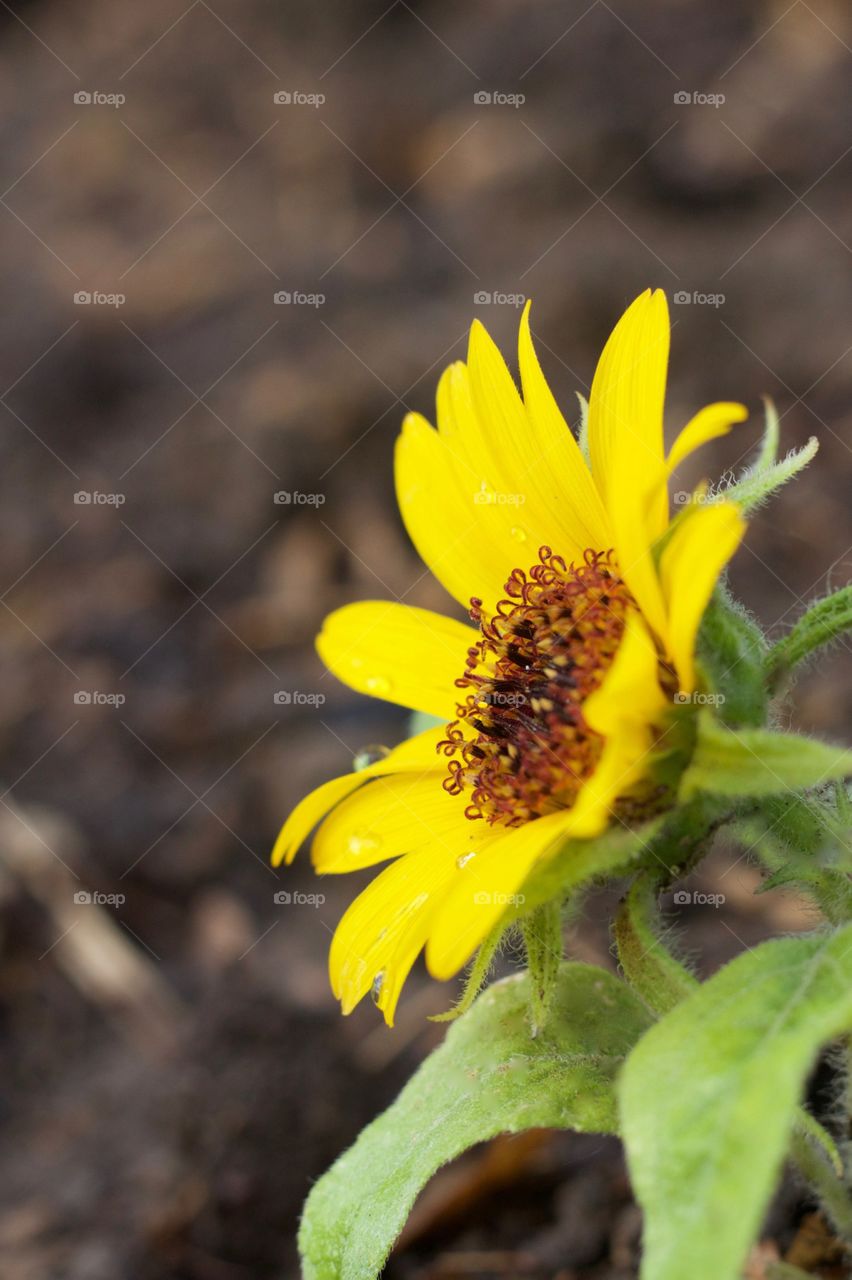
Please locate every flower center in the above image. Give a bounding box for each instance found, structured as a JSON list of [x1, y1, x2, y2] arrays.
[[439, 547, 632, 826]]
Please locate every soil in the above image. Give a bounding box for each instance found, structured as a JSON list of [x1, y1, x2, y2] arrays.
[[1, 1, 852, 1277]]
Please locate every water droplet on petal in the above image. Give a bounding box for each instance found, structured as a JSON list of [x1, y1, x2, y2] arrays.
[[366, 675, 392, 696], [510, 525, 527, 544], [353, 744, 390, 772], [347, 829, 381, 858], [456, 851, 477, 869], [370, 971, 385, 1005]]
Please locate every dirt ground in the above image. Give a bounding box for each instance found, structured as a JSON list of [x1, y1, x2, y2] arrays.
[[1, 1, 852, 1277]]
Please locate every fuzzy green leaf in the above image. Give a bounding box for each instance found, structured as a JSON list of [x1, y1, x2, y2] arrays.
[[300, 965, 652, 1280], [679, 711, 852, 800], [620, 925, 852, 1280], [766, 585, 852, 683], [712, 398, 817, 513]]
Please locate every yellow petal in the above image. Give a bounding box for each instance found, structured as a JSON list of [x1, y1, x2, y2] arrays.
[[659, 501, 746, 693], [465, 315, 608, 564], [587, 289, 671, 638], [313, 774, 472, 873], [271, 726, 446, 866], [317, 601, 476, 718], [425, 809, 575, 981], [517, 302, 612, 553], [329, 841, 461, 1025], [395, 411, 512, 611], [667, 402, 749, 474], [569, 611, 668, 836], [583, 610, 667, 739]]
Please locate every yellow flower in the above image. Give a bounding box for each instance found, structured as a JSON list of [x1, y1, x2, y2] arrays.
[[274, 289, 748, 1025]]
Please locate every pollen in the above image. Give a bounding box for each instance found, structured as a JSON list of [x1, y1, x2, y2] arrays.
[[439, 547, 632, 826]]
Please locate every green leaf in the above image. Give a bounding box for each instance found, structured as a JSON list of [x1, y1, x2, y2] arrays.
[[696, 586, 768, 727], [766, 585, 852, 684], [734, 793, 852, 924], [620, 925, 852, 1280], [300, 965, 652, 1280], [679, 711, 852, 800]]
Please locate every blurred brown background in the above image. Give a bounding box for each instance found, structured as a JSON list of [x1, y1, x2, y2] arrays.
[[0, 2, 851, 1277]]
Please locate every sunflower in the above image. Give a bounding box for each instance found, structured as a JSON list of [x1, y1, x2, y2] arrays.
[[273, 289, 748, 1025]]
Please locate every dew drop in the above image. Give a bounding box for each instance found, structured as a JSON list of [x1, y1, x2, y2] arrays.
[[456, 851, 477, 869], [510, 524, 528, 544], [366, 675, 392, 695], [370, 971, 385, 1005], [347, 829, 381, 858], [353, 743, 390, 772]]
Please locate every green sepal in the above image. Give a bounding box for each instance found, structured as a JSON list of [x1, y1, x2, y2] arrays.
[[429, 918, 505, 1023], [766, 584, 852, 686], [613, 873, 697, 1016], [695, 585, 768, 727], [300, 965, 653, 1280], [679, 711, 852, 801], [712, 399, 818, 513], [520, 900, 563, 1034]]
